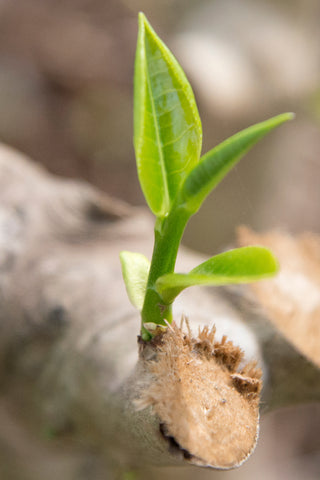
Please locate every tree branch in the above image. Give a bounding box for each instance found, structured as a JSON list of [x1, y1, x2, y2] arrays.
[[0, 145, 318, 476]]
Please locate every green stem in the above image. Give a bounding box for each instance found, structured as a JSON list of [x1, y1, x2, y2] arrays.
[[141, 206, 190, 339]]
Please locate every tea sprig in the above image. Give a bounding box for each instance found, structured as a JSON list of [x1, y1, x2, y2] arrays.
[[120, 13, 293, 340]]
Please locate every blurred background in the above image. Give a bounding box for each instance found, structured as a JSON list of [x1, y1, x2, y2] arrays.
[[0, 0, 319, 479]]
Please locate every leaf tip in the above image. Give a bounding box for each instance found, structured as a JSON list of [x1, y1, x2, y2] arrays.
[[275, 112, 295, 125], [119, 249, 129, 264], [138, 12, 151, 33], [286, 112, 296, 120], [138, 11, 146, 23], [119, 251, 150, 311], [253, 246, 280, 278], [267, 249, 280, 275]]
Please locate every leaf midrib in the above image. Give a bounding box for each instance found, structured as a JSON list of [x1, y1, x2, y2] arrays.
[[145, 49, 170, 214]]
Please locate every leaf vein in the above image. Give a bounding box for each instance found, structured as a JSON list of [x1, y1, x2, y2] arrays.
[[146, 57, 170, 211], [162, 124, 194, 148], [153, 87, 182, 101]]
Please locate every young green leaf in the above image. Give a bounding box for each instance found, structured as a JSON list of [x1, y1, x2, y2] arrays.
[[178, 113, 294, 214], [120, 251, 150, 311], [134, 12, 202, 217], [156, 246, 279, 304]]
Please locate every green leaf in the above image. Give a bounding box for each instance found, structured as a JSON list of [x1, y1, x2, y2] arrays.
[[179, 113, 294, 214], [156, 246, 279, 304], [120, 251, 150, 310], [134, 12, 202, 217]]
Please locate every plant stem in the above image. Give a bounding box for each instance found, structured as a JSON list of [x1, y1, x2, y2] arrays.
[[141, 206, 190, 339]]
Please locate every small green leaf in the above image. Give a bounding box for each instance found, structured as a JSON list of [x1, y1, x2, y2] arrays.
[[156, 246, 279, 303], [120, 251, 150, 310], [134, 12, 202, 217], [179, 113, 294, 214]]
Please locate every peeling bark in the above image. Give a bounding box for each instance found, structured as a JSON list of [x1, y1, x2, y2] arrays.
[[238, 227, 320, 368], [0, 144, 319, 476], [137, 322, 261, 469]]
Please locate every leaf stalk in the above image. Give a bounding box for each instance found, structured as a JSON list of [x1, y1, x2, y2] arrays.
[[141, 206, 190, 339]]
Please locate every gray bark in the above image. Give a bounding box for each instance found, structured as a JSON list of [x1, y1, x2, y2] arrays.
[[0, 144, 318, 478]]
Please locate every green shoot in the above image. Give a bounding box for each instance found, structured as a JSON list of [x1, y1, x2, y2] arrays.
[[120, 12, 294, 341]]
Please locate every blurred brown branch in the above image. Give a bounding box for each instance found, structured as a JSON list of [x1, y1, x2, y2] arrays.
[[0, 145, 319, 479]]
